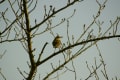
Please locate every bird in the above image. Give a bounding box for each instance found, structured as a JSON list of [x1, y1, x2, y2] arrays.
[[52, 35, 62, 49]]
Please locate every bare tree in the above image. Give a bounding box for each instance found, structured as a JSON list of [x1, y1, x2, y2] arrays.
[[0, 0, 120, 80]]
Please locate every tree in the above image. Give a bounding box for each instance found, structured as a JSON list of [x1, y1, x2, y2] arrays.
[[0, 0, 120, 80]]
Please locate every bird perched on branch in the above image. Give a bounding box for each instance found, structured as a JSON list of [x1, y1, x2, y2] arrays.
[[52, 35, 62, 49]]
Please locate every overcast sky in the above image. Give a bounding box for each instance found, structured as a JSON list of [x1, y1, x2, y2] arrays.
[[0, 0, 120, 80]]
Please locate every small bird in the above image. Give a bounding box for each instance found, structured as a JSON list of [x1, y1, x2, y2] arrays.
[[52, 35, 62, 49]]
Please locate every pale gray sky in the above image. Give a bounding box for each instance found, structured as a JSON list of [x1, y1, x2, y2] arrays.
[[0, 0, 120, 80]]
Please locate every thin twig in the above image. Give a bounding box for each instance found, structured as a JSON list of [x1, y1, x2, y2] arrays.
[[0, 70, 6, 80], [37, 42, 48, 63], [0, 50, 6, 59], [30, 0, 83, 31], [17, 67, 26, 79], [96, 44, 109, 80]]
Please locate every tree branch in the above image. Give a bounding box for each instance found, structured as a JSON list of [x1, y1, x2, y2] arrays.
[[37, 42, 48, 63], [23, 0, 36, 79], [30, 0, 83, 31], [36, 35, 120, 66]]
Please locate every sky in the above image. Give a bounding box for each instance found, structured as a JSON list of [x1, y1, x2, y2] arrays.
[[0, 0, 120, 80]]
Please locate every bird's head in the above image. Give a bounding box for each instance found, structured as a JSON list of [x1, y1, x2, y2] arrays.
[[55, 35, 63, 40]]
